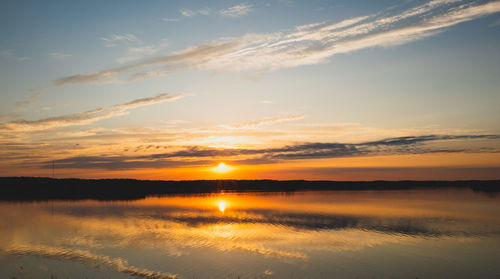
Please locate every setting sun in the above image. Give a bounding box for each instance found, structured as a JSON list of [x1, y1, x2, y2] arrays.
[[1, 0, 500, 278], [213, 162, 231, 173]]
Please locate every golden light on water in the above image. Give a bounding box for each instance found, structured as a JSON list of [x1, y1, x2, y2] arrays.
[[2, 189, 500, 279]]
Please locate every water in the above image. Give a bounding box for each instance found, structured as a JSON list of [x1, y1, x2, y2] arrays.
[[1, 188, 500, 279]]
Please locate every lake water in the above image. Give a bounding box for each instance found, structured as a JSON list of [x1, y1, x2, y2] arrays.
[[1, 188, 500, 279]]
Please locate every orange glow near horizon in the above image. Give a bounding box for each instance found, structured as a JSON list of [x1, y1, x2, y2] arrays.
[[10, 152, 499, 181]]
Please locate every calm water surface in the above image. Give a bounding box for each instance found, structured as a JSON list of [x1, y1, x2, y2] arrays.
[[1, 188, 500, 279]]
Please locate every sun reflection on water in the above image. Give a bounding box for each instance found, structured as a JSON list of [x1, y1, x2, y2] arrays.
[[1, 189, 500, 279], [218, 201, 227, 212]]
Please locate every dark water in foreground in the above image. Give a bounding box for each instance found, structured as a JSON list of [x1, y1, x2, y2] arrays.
[[1, 188, 500, 279]]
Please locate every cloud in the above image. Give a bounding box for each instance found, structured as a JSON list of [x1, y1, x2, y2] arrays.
[[14, 85, 54, 108], [45, 0, 500, 90], [5, 244, 178, 279], [162, 17, 179, 22], [148, 134, 500, 160], [219, 3, 253, 17], [180, 8, 211, 17], [50, 52, 71, 60], [0, 113, 20, 121], [15, 98, 38, 107], [44, 156, 211, 170], [51, 40, 240, 86], [0, 49, 29, 62], [39, 134, 499, 170], [198, 8, 211, 16], [0, 93, 183, 132], [180, 8, 196, 17], [362, 134, 500, 146], [101, 34, 141, 47], [223, 115, 305, 129], [295, 21, 329, 31], [116, 42, 169, 64], [115, 93, 183, 110]]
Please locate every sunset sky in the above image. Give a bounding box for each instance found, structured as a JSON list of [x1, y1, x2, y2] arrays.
[[1, 0, 500, 180]]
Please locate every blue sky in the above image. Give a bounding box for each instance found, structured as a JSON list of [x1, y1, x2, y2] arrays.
[[1, 0, 500, 179]]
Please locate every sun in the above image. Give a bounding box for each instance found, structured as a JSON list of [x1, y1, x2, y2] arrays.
[[218, 201, 227, 212], [213, 162, 231, 173]]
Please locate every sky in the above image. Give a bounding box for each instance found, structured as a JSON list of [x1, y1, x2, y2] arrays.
[[1, 0, 500, 180]]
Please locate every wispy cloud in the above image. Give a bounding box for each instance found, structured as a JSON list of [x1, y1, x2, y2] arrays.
[[149, 134, 500, 161], [223, 115, 305, 129], [116, 42, 169, 64], [220, 3, 253, 17], [0, 93, 183, 132], [39, 134, 500, 170], [45, 156, 211, 170], [180, 8, 196, 17], [50, 40, 239, 86], [5, 245, 178, 279], [0, 49, 29, 62], [162, 17, 179, 22], [46, 1, 500, 89], [15, 98, 38, 107], [101, 34, 141, 47], [180, 8, 211, 17], [0, 113, 20, 121], [49, 52, 71, 60], [115, 93, 183, 110]]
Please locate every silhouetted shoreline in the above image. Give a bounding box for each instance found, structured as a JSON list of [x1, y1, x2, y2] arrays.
[[0, 177, 498, 201]]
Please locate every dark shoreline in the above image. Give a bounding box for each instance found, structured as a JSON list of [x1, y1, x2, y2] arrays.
[[0, 177, 499, 201]]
